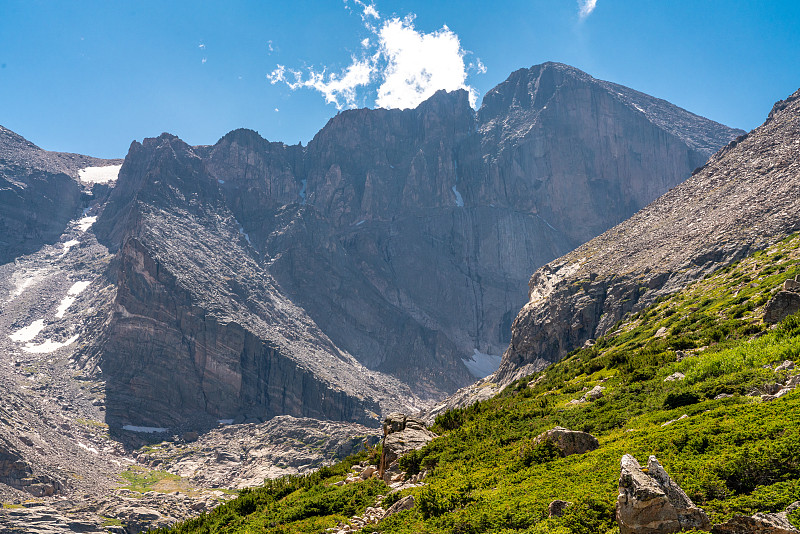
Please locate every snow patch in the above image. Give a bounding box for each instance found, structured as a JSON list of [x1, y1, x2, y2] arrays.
[[9, 319, 45, 343], [355, 220, 365, 226], [218, 419, 234, 425], [217, 179, 225, 184], [68, 281, 91, 295], [61, 239, 80, 256], [633, 104, 645, 113], [78, 164, 122, 184], [55, 281, 91, 318], [22, 335, 79, 354], [77, 216, 97, 232], [452, 185, 464, 207], [122, 425, 169, 434], [462, 349, 502, 378], [55, 297, 76, 319], [238, 226, 251, 245]]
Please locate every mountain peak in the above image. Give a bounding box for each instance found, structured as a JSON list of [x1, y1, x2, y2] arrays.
[[478, 61, 744, 161]]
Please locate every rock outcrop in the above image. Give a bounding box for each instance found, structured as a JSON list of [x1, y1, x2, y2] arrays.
[[379, 413, 436, 482], [135, 416, 381, 489], [548, 500, 573, 518], [534, 427, 599, 456], [617, 454, 710, 534], [496, 86, 800, 385], [92, 134, 420, 429]]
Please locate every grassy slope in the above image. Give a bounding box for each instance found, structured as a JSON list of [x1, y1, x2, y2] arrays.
[[159, 234, 800, 534]]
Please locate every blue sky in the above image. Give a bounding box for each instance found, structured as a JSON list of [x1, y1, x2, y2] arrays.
[[1, 1, 798, 158]]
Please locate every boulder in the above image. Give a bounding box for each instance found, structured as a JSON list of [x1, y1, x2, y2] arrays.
[[379, 414, 436, 482], [383, 413, 408, 435], [764, 291, 800, 324], [585, 385, 605, 401], [383, 495, 415, 518], [534, 427, 599, 456], [360, 465, 377, 479], [784, 277, 800, 292], [616, 454, 710, 534], [711, 512, 799, 533], [549, 500, 573, 518]]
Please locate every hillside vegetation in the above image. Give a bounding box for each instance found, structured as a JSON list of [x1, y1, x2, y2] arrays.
[[155, 234, 800, 533]]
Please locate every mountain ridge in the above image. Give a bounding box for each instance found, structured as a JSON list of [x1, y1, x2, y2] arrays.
[[84, 61, 744, 428]]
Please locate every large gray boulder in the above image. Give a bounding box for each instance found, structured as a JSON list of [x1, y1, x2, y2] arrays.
[[617, 454, 710, 534], [379, 413, 436, 482], [764, 291, 800, 324], [534, 427, 599, 456]]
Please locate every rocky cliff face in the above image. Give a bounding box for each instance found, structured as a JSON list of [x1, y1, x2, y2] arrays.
[[89, 62, 742, 426], [477, 63, 731, 246], [93, 134, 421, 429], [0, 125, 119, 264], [497, 87, 800, 383]]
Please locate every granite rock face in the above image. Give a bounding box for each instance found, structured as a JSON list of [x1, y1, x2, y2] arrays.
[[496, 86, 800, 384], [93, 134, 421, 429], [0, 62, 741, 433]]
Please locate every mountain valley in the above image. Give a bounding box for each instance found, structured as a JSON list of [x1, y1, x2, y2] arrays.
[[4, 62, 789, 533]]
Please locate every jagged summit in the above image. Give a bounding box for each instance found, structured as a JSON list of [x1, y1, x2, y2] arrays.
[[478, 61, 743, 159]]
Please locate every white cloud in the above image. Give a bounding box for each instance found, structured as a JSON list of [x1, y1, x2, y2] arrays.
[[201, 57, 207, 64], [578, 0, 598, 19], [350, 0, 379, 20], [268, 59, 373, 109], [471, 59, 487, 75], [268, 3, 484, 111], [199, 43, 206, 50], [363, 4, 379, 19], [267, 65, 286, 84], [268, 40, 274, 54], [376, 17, 474, 109]]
